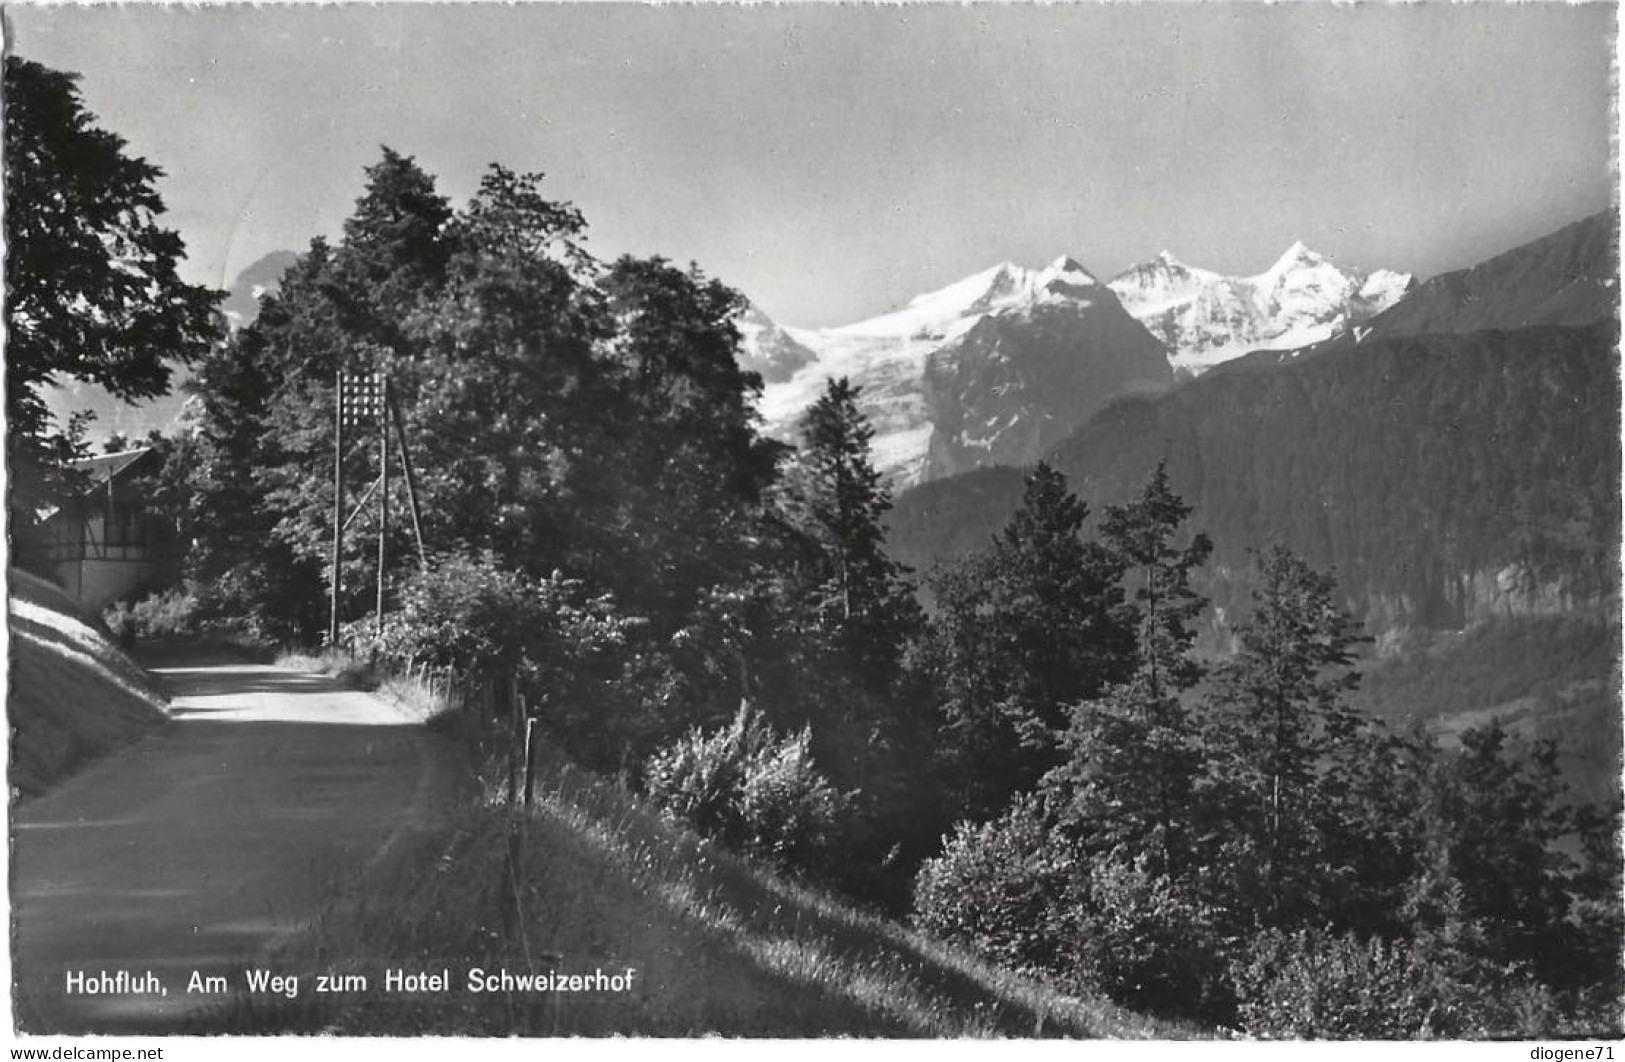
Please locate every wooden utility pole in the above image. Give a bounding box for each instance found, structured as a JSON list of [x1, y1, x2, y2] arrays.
[[387, 387, 429, 570], [330, 379, 345, 646], [377, 376, 389, 637], [327, 370, 435, 638]]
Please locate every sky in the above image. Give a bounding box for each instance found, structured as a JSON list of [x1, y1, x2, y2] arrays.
[[6, 3, 1617, 329]]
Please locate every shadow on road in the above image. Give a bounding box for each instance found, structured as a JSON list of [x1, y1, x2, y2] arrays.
[[11, 659, 476, 1035], [153, 666, 356, 704]]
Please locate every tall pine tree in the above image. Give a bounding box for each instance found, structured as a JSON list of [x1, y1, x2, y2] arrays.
[[784, 377, 920, 685], [1048, 461, 1213, 874], [928, 462, 1131, 820], [1198, 545, 1368, 927]]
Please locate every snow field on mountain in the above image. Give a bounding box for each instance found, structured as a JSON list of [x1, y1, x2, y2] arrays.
[[747, 243, 1410, 484]]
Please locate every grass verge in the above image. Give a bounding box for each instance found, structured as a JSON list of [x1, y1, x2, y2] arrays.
[[215, 704, 1197, 1037], [8, 569, 171, 797], [276, 647, 379, 690]]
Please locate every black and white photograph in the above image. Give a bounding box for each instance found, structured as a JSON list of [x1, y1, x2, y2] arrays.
[[4, 1, 1620, 1047]]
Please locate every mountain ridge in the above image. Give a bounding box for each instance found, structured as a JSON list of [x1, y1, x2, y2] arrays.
[[886, 210, 1620, 643], [751, 256, 1172, 485], [1106, 242, 1414, 374], [744, 240, 1415, 486]]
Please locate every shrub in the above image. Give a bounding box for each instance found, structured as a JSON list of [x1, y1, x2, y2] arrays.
[[1072, 851, 1229, 1022], [911, 795, 1087, 982], [644, 705, 850, 875], [343, 553, 649, 764], [360, 552, 547, 674], [1229, 925, 1571, 1039], [1230, 927, 1439, 1038], [735, 726, 848, 871], [643, 704, 761, 841], [103, 588, 201, 641]]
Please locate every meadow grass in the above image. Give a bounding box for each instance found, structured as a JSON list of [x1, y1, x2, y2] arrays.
[[8, 568, 171, 796], [228, 687, 1200, 1038]]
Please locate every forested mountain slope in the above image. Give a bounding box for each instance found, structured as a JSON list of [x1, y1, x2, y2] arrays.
[[892, 321, 1618, 632], [890, 212, 1620, 638]]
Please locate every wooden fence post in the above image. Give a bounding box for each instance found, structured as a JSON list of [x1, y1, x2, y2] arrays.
[[507, 693, 526, 806], [522, 717, 537, 808]]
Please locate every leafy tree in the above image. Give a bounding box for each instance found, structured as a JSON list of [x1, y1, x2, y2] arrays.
[[398, 163, 603, 576], [926, 462, 1131, 819], [592, 256, 783, 624], [4, 55, 221, 537]]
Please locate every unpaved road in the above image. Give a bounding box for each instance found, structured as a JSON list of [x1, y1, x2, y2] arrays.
[[11, 658, 473, 1034]]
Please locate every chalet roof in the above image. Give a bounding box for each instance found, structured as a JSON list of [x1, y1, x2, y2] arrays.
[[35, 448, 166, 523], [70, 447, 161, 487]]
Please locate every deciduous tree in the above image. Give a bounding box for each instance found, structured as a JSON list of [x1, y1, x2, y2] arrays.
[[4, 55, 221, 534]]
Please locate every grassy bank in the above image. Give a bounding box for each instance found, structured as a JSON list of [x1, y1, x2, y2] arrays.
[[8, 569, 171, 797], [222, 707, 1195, 1037]]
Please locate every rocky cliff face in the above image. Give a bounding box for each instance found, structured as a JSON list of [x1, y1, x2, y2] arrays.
[[734, 300, 818, 384], [919, 292, 1171, 480]]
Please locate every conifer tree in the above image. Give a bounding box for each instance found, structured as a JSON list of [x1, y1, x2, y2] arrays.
[[183, 150, 458, 636], [1430, 720, 1603, 991], [928, 462, 1131, 819], [786, 377, 921, 684], [1199, 545, 1368, 926], [1048, 461, 1212, 873]]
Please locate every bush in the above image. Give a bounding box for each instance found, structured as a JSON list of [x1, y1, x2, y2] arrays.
[[644, 705, 850, 875], [911, 795, 1087, 982], [1072, 852, 1229, 1022], [359, 553, 549, 674], [103, 589, 197, 642], [1229, 925, 1573, 1039], [735, 727, 848, 870], [1230, 927, 1439, 1038], [643, 704, 759, 841]]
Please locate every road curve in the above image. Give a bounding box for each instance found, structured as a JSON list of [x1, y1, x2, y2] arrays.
[[11, 659, 473, 1034]]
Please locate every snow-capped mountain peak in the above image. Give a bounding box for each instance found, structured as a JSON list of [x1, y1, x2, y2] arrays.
[[1267, 239, 1318, 269], [1108, 251, 1220, 314], [831, 256, 1106, 342], [742, 239, 1414, 487], [1044, 255, 1095, 279], [1037, 256, 1101, 297], [734, 299, 817, 383], [755, 254, 1169, 485], [1107, 243, 1413, 374]]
